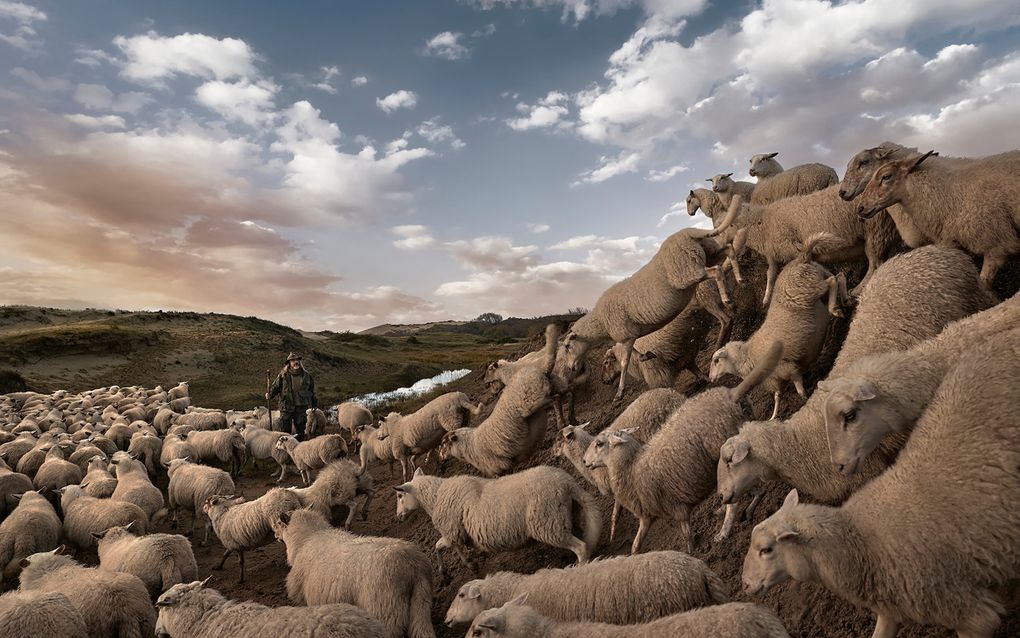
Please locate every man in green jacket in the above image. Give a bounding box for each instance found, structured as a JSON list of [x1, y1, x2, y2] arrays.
[[266, 352, 317, 440]]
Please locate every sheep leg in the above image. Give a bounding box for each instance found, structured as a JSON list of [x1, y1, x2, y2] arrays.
[[609, 500, 621, 542], [679, 517, 693, 554], [275, 463, 286, 483], [714, 503, 738, 543], [565, 535, 590, 564], [631, 517, 652, 554], [343, 500, 359, 530], [762, 258, 778, 306], [709, 266, 732, 307], [214, 549, 232, 571], [615, 340, 636, 402], [826, 275, 845, 317], [871, 614, 900, 638], [792, 375, 807, 399], [237, 550, 245, 583], [742, 489, 764, 522], [770, 392, 781, 420], [980, 252, 1006, 289]]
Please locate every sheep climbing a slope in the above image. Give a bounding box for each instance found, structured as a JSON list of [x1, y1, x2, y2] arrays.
[[748, 151, 838, 206]]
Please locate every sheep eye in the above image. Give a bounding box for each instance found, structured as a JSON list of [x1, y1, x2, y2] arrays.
[[844, 409, 857, 424], [595, 441, 604, 448], [457, 592, 464, 598], [760, 546, 773, 556], [881, 173, 891, 182], [858, 160, 868, 167]]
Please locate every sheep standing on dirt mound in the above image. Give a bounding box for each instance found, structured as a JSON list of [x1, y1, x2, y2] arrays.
[[0, 590, 88, 637], [126, 431, 161, 477], [274, 434, 347, 484], [395, 466, 601, 577], [18, 549, 156, 638], [709, 172, 756, 206], [355, 424, 398, 477], [744, 330, 1020, 638], [94, 523, 197, 599], [586, 342, 783, 552], [717, 245, 996, 507], [173, 410, 227, 431], [154, 578, 387, 638], [467, 595, 791, 638], [239, 425, 290, 481], [562, 196, 741, 401], [748, 151, 838, 206], [856, 149, 1020, 287], [187, 428, 246, 478], [167, 459, 235, 545], [0, 490, 61, 580], [59, 485, 148, 550], [272, 508, 434, 638], [80, 455, 117, 498], [288, 460, 374, 529], [159, 433, 195, 469], [377, 391, 482, 479], [711, 233, 847, 419], [554, 388, 686, 540], [445, 551, 727, 626], [336, 402, 373, 439], [110, 453, 166, 525], [204, 488, 302, 582]]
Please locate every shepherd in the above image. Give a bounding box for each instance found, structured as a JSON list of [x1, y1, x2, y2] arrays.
[[266, 352, 318, 441]]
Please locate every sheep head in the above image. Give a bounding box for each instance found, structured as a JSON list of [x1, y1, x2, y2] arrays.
[[467, 593, 531, 638], [600, 347, 622, 385], [686, 189, 702, 216], [856, 150, 938, 219], [709, 346, 736, 383], [552, 422, 591, 457], [748, 152, 781, 178], [839, 143, 901, 200], [709, 172, 735, 192], [817, 378, 884, 476], [393, 468, 426, 521], [561, 332, 591, 374], [156, 577, 212, 608], [742, 489, 812, 595], [582, 427, 638, 470], [445, 580, 486, 626], [717, 427, 777, 504]]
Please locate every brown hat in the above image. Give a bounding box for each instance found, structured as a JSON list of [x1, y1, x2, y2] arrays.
[[285, 352, 302, 362]]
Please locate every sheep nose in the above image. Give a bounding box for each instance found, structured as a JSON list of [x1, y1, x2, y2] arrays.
[[720, 490, 733, 504], [836, 463, 845, 473], [838, 188, 849, 200]]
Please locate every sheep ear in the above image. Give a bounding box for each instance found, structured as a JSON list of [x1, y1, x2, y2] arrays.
[[413, 467, 425, 478], [731, 440, 750, 464], [53, 545, 67, 555], [725, 172, 733, 178], [705, 178, 713, 182], [782, 489, 800, 510], [19, 558, 30, 568], [908, 150, 937, 173], [872, 146, 894, 160], [688, 189, 695, 197], [777, 530, 801, 543], [91, 531, 104, 540], [11, 493, 22, 501], [853, 382, 876, 402], [393, 485, 406, 494], [508, 592, 529, 606], [125, 520, 135, 532], [766, 151, 779, 159], [464, 583, 481, 599], [815, 380, 831, 393], [278, 511, 291, 526], [619, 427, 639, 436]]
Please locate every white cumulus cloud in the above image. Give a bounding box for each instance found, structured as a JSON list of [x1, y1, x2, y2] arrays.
[[376, 90, 418, 113]]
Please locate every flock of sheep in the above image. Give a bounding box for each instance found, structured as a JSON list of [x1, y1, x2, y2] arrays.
[[0, 141, 1019, 638]]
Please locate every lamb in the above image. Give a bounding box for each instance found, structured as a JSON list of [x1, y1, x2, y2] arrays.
[[395, 465, 601, 576], [304, 407, 328, 437], [748, 151, 838, 206], [32, 445, 84, 495], [239, 425, 290, 481], [287, 460, 374, 529], [438, 363, 553, 477], [709, 172, 755, 206], [336, 402, 373, 439], [58, 485, 148, 549], [355, 424, 398, 477], [553, 388, 685, 540], [154, 578, 387, 638], [94, 523, 197, 599], [0, 457, 32, 516], [271, 508, 435, 638], [274, 434, 347, 484], [444, 551, 727, 627], [186, 428, 246, 477], [466, 596, 790, 638], [856, 149, 1020, 286], [821, 291, 1020, 475], [601, 285, 717, 390], [18, 549, 156, 638], [716, 245, 997, 507], [80, 455, 117, 498], [562, 196, 741, 400], [585, 342, 783, 552], [744, 330, 1020, 637], [203, 488, 302, 582], [377, 391, 482, 479], [0, 490, 61, 580], [126, 430, 161, 477], [110, 453, 166, 524], [710, 233, 847, 419], [166, 458, 235, 545], [0, 590, 88, 637], [159, 433, 195, 468]]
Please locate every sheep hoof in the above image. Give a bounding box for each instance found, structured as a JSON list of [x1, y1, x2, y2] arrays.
[[713, 531, 728, 543]]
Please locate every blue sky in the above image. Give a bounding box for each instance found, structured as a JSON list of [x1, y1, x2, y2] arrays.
[[1, 0, 1019, 331]]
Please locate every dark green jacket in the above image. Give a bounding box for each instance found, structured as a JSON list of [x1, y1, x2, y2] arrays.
[[269, 367, 317, 410]]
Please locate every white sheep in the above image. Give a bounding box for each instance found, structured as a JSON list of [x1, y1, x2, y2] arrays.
[[239, 425, 291, 480], [377, 391, 482, 479], [58, 484, 148, 550], [126, 430, 161, 477], [395, 466, 601, 577], [186, 428, 246, 477], [166, 458, 235, 545], [0, 457, 33, 518], [287, 460, 374, 529], [561, 196, 741, 400], [110, 453, 166, 524], [856, 148, 1020, 287], [748, 151, 838, 206], [159, 433, 195, 469], [744, 330, 1020, 636], [94, 523, 198, 599], [336, 401, 374, 439], [716, 245, 996, 507], [32, 445, 83, 495], [271, 508, 434, 638], [304, 407, 328, 437], [274, 434, 347, 484], [154, 578, 387, 638], [0, 490, 61, 580], [466, 595, 790, 637], [444, 551, 727, 626], [708, 172, 756, 206], [18, 548, 156, 638], [80, 455, 117, 498], [203, 488, 302, 582], [355, 424, 398, 477], [0, 590, 88, 637]]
